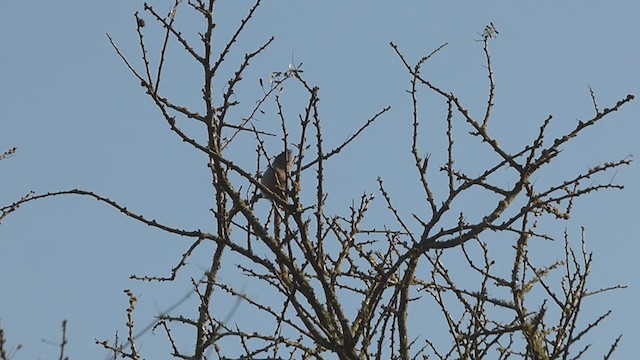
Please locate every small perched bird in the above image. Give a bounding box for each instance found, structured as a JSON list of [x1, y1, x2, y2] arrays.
[[261, 150, 293, 200]]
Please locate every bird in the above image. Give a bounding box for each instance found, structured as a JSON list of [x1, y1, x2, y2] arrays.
[[260, 150, 293, 200], [225, 150, 293, 225]]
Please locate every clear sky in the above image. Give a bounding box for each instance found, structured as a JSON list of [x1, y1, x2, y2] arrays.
[[1, 1, 638, 359]]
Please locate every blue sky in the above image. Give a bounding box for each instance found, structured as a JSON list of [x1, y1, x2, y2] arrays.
[[1, 1, 639, 358]]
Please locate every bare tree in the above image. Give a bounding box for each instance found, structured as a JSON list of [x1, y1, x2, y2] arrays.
[[1, 147, 27, 360], [1, 3, 634, 360]]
